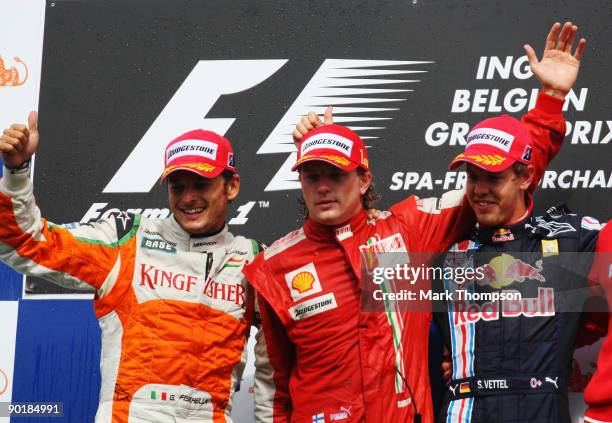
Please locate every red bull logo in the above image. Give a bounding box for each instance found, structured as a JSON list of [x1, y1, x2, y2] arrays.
[[477, 254, 545, 288], [491, 228, 514, 243], [0, 55, 28, 87], [453, 287, 555, 324]]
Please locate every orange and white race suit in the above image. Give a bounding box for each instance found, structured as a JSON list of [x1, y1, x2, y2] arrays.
[[0, 164, 258, 423]]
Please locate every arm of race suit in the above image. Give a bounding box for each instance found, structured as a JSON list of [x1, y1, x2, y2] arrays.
[[0, 165, 124, 292], [522, 91, 566, 192], [389, 91, 566, 254], [254, 294, 293, 423], [583, 223, 612, 421], [577, 218, 607, 346]]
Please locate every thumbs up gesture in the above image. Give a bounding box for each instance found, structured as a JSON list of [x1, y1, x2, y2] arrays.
[[292, 106, 334, 146], [0, 111, 39, 169]]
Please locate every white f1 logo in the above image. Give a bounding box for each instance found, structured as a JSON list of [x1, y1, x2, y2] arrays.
[[103, 60, 287, 193], [104, 59, 430, 193]]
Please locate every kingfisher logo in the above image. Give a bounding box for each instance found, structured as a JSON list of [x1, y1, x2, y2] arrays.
[[139, 264, 199, 292], [102, 58, 431, 194], [0, 55, 28, 87]]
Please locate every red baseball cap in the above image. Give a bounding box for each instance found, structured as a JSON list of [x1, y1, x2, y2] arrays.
[[448, 115, 534, 172], [160, 129, 236, 181], [292, 124, 370, 172]]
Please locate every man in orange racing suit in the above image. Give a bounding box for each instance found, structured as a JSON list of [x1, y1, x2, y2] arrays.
[[243, 22, 583, 423], [0, 120, 259, 422]]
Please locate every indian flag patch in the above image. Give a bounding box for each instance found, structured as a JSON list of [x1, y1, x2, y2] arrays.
[[222, 257, 245, 269]]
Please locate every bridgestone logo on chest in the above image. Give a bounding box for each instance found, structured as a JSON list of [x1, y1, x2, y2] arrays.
[[289, 293, 338, 320]]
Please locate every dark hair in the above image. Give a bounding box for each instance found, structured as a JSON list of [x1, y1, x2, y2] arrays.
[[511, 161, 527, 176], [221, 169, 236, 182], [297, 167, 381, 219]]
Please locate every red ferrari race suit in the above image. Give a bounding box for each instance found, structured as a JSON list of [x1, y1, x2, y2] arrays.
[[0, 164, 258, 423], [243, 92, 566, 423], [585, 222, 612, 423]]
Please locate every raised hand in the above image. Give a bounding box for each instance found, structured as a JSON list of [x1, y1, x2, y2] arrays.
[[0, 111, 39, 169], [524, 22, 586, 99], [292, 106, 334, 146]]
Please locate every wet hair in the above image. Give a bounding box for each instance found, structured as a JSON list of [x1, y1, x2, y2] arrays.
[[297, 167, 381, 219]]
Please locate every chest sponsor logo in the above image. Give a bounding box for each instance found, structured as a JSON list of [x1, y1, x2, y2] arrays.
[[139, 264, 199, 293], [141, 236, 177, 253], [289, 293, 338, 321], [285, 262, 323, 301], [192, 240, 219, 249], [477, 254, 545, 289], [541, 239, 559, 257], [452, 287, 555, 325], [203, 279, 246, 306]]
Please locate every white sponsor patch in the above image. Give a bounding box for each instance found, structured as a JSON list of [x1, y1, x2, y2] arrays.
[[285, 262, 323, 301], [466, 127, 514, 152], [335, 224, 353, 241], [581, 216, 602, 231], [397, 398, 412, 408], [289, 293, 337, 320], [264, 229, 306, 259], [300, 133, 354, 157], [166, 139, 218, 162]]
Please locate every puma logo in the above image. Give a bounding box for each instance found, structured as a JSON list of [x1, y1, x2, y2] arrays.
[[545, 377, 559, 389], [0, 55, 29, 87], [449, 384, 458, 395]]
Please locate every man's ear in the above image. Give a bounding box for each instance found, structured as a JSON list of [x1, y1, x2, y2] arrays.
[[519, 165, 536, 191], [359, 170, 372, 195], [226, 174, 241, 202]]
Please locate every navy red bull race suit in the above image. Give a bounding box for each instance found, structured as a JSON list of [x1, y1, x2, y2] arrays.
[[434, 205, 601, 423]]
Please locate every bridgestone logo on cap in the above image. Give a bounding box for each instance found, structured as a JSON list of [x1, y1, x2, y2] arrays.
[[166, 139, 218, 162], [301, 133, 354, 157], [466, 128, 514, 152]]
